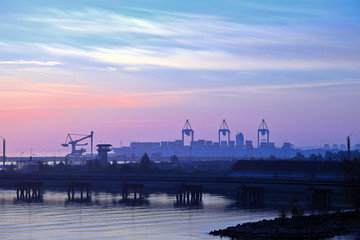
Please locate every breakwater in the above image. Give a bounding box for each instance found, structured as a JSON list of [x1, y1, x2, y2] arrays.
[[210, 211, 360, 239]]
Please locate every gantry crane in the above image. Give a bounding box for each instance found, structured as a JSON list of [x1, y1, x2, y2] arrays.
[[258, 119, 269, 148], [62, 131, 94, 158], [182, 119, 194, 145], [219, 119, 230, 144]]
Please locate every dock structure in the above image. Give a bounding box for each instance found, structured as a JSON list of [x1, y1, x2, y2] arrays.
[[176, 184, 203, 205], [122, 182, 144, 200], [237, 185, 264, 207], [66, 182, 91, 201], [15, 182, 42, 201], [311, 188, 332, 208]]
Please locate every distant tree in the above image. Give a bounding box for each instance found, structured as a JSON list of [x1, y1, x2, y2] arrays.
[[120, 164, 132, 173], [38, 161, 45, 172], [112, 159, 117, 167], [87, 160, 93, 170], [269, 155, 276, 160], [309, 153, 317, 161], [8, 163, 15, 171], [140, 153, 151, 170], [325, 151, 334, 161], [170, 155, 179, 163], [292, 152, 305, 161], [290, 198, 304, 217]]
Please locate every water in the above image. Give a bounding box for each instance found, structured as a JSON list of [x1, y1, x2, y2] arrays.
[[0, 189, 356, 240], [0, 189, 282, 240]]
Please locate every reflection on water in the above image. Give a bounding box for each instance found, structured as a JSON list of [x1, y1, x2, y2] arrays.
[[0, 188, 356, 240]]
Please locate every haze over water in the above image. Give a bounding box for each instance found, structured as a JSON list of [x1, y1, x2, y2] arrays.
[[0, 190, 280, 240]]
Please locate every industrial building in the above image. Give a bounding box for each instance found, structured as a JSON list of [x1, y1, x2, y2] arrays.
[[112, 119, 299, 161]]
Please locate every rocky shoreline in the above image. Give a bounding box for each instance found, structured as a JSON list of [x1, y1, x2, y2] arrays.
[[210, 211, 360, 239]]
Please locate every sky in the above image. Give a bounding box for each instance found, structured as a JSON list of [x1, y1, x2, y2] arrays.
[[0, 0, 360, 156]]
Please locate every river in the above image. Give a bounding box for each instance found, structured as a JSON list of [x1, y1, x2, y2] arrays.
[[0, 189, 356, 240]]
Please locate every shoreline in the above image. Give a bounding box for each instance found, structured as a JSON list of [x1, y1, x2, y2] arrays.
[[210, 211, 360, 239]]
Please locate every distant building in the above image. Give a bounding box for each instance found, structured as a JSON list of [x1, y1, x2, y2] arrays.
[[260, 142, 275, 150], [282, 142, 293, 149], [236, 133, 244, 149], [245, 140, 253, 150]]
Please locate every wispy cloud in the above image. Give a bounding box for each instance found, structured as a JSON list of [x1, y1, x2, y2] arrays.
[[40, 44, 360, 70], [122, 66, 141, 72], [0, 60, 64, 66], [18, 67, 51, 72], [105, 79, 360, 98], [16, 7, 359, 71]]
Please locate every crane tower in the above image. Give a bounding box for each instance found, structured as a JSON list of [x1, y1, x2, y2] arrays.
[[62, 131, 94, 159], [219, 119, 230, 144], [182, 120, 194, 146], [257, 119, 269, 148]]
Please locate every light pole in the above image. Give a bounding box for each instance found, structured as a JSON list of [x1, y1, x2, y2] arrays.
[[30, 148, 34, 161], [0, 136, 5, 166]]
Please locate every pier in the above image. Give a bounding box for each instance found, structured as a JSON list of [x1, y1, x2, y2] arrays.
[[15, 182, 42, 201], [237, 185, 264, 207], [311, 188, 332, 208], [66, 182, 91, 201], [176, 184, 203, 205], [122, 182, 144, 200]]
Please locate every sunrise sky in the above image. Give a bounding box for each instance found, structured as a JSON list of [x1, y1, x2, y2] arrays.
[[1, 0, 360, 156]]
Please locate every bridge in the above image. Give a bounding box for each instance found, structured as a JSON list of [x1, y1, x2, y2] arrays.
[[0, 174, 343, 186], [0, 174, 350, 208], [0, 174, 344, 186]]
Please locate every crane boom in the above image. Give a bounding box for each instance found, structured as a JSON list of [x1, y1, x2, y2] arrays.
[[62, 131, 94, 159]]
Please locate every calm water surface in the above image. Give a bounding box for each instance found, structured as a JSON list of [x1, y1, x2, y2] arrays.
[[0, 189, 355, 240]]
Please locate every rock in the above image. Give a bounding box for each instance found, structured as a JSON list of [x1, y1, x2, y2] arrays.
[[210, 211, 360, 239]]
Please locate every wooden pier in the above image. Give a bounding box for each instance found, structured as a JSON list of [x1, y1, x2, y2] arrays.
[[311, 188, 332, 208], [237, 185, 264, 207], [122, 183, 144, 200], [66, 182, 91, 201], [176, 184, 203, 205], [15, 182, 42, 201]]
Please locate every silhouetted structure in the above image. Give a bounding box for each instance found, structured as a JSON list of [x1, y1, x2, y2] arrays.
[[258, 119, 269, 148], [182, 119, 194, 146], [311, 188, 332, 209], [176, 184, 203, 205], [237, 185, 264, 207], [0, 136, 5, 166], [347, 134, 352, 159], [15, 182, 42, 201], [66, 182, 91, 201], [236, 132, 244, 149], [97, 144, 112, 161], [122, 183, 144, 200], [219, 119, 230, 145], [62, 131, 94, 159]]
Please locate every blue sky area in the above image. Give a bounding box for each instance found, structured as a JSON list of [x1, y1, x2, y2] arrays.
[[0, 0, 359, 154]]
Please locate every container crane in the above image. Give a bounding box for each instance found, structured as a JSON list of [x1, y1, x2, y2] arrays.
[[258, 119, 269, 148], [62, 131, 94, 158], [219, 119, 230, 144], [182, 119, 194, 146]]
